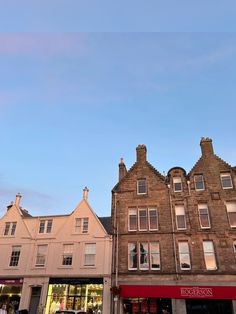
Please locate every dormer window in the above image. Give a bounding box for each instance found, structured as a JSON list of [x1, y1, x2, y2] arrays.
[[39, 219, 53, 234], [173, 177, 182, 192], [220, 173, 233, 189], [4, 222, 17, 236], [137, 179, 147, 195], [194, 175, 205, 191]]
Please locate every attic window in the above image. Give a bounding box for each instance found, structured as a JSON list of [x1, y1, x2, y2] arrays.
[[137, 179, 147, 195], [220, 173, 233, 189], [39, 219, 53, 234], [4, 222, 17, 236], [75, 217, 89, 233]]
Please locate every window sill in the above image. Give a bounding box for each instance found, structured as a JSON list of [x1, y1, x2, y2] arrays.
[[58, 266, 73, 269]]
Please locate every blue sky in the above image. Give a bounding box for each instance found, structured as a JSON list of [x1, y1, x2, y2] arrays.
[[0, 3, 236, 217]]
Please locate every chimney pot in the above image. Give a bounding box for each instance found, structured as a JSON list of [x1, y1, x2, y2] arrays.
[[200, 137, 214, 156], [119, 158, 127, 181], [136, 144, 147, 163]]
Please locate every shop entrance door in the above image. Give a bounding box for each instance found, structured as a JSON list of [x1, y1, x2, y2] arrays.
[[29, 286, 42, 314]]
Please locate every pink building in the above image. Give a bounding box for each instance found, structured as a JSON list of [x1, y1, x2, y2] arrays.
[[0, 188, 112, 314]]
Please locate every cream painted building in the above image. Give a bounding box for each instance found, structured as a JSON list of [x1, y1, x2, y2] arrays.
[[0, 188, 112, 314]]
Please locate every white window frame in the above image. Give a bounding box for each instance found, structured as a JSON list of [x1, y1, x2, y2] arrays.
[[173, 177, 182, 192], [178, 241, 191, 270], [39, 219, 53, 234], [4, 222, 17, 236], [128, 208, 137, 231], [203, 240, 217, 270], [128, 243, 138, 270], [226, 202, 236, 227], [138, 208, 148, 231], [9, 246, 21, 267], [198, 204, 211, 229], [175, 205, 186, 230], [62, 244, 73, 266], [150, 242, 160, 270], [220, 173, 233, 189], [84, 243, 96, 266], [137, 179, 147, 195], [35, 245, 47, 267], [148, 208, 158, 230], [75, 217, 89, 233], [194, 175, 205, 191]]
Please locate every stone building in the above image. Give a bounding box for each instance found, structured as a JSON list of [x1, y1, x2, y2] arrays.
[[0, 188, 112, 314], [111, 138, 236, 314]]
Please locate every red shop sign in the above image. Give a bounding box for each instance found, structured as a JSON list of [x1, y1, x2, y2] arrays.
[[0, 278, 23, 285], [120, 285, 236, 299]]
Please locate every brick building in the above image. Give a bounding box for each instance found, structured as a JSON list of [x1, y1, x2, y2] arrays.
[[111, 138, 236, 314]]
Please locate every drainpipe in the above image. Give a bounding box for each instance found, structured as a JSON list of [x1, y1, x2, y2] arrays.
[[113, 192, 119, 314], [167, 184, 179, 280]]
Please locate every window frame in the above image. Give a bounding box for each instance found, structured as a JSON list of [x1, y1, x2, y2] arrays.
[[75, 217, 89, 233], [203, 240, 217, 270], [178, 241, 191, 270], [173, 177, 182, 192], [175, 205, 187, 230], [138, 208, 148, 231], [9, 245, 21, 267], [150, 242, 160, 270], [38, 219, 53, 234], [148, 208, 158, 230], [35, 244, 48, 267], [84, 243, 96, 266], [226, 202, 236, 228], [128, 208, 138, 231], [198, 204, 211, 229], [220, 173, 233, 189], [137, 179, 147, 195], [194, 175, 205, 191], [62, 244, 73, 266], [4, 222, 17, 236]]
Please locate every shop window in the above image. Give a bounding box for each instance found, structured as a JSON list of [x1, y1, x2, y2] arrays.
[[4, 222, 17, 236], [84, 243, 96, 266], [128, 208, 137, 231], [9, 245, 21, 267], [175, 205, 186, 230], [226, 202, 236, 227], [35, 244, 47, 267], [173, 177, 182, 192], [178, 241, 191, 270], [203, 240, 217, 270], [194, 175, 205, 190], [149, 208, 158, 230], [139, 209, 147, 230], [137, 179, 147, 195], [220, 173, 233, 189], [75, 217, 89, 233], [39, 219, 53, 234], [62, 244, 73, 266], [198, 204, 211, 229]]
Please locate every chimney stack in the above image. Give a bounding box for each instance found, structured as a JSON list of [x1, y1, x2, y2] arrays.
[[15, 193, 22, 206], [136, 144, 147, 163], [119, 158, 127, 181], [83, 187, 89, 200], [200, 137, 214, 156]]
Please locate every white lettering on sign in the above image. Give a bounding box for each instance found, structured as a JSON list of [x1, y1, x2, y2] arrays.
[[181, 287, 213, 298]]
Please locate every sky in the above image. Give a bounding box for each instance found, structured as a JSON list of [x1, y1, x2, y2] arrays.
[[0, 2, 236, 217]]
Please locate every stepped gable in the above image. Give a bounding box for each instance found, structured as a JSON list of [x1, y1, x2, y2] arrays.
[[112, 159, 165, 192]]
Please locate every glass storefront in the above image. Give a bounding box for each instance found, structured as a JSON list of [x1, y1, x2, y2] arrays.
[[123, 297, 172, 314], [45, 279, 103, 314], [186, 299, 233, 314], [0, 281, 22, 311]]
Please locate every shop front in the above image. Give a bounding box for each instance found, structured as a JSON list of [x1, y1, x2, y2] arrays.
[[119, 284, 236, 314], [45, 278, 103, 314], [0, 278, 23, 311]]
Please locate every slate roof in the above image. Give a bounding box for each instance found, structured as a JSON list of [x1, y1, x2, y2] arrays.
[[98, 216, 113, 234]]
